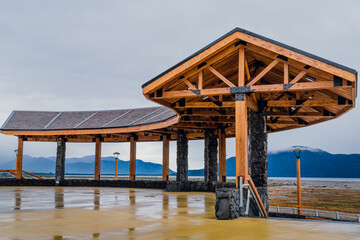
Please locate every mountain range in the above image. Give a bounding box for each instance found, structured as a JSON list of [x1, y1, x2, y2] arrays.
[[0, 146, 359, 178]]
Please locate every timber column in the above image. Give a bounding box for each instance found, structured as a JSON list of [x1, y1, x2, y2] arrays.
[[55, 136, 66, 182], [235, 93, 249, 186], [204, 129, 218, 183], [176, 130, 188, 182], [248, 105, 268, 213], [94, 136, 101, 180], [218, 128, 226, 182], [16, 137, 24, 179], [162, 135, 170, 181], [129, 135, 136, 180]]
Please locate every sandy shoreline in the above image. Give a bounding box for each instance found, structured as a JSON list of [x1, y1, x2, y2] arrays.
[[268, 179, 360, 210]]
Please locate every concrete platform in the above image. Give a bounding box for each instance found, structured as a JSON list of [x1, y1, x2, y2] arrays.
[[0, 186, 359, 239]]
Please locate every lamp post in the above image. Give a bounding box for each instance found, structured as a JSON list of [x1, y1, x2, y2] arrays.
[[293, 147, 302, 215], [113, 152, 120, 180]]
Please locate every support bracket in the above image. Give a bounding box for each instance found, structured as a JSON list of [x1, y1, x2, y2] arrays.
[[191, 89, 201, 95], [230, 86, 251, 94], [235, 93, 245, 101], [283, 83, 294, 90]]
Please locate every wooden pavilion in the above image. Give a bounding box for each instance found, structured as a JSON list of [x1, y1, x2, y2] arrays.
[[0, 28, 357, 215]]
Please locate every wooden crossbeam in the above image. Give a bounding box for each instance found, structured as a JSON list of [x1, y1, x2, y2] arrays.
[[284, 63, 289, 84], [290, 70, 307, 84], [238, 46, 245, 86], [183, 78, 197, 90], [267, 99, 349, 107], [182, 109, 230, 116], [246, 59, 279, 86], [198, 70, 203, 90], [267, 111, 334, 117], [158, 82, 351, 99], [208, 66, 236, 87], [266, 120, 305, 125], [174, 101, 235, 108]]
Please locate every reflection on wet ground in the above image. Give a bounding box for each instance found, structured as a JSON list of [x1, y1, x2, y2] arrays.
[[0, 187, 359, 239]]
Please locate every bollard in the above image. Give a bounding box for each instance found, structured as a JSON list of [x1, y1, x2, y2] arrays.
[[276, 206, 280, 213], [357, 214, 360, 223], [315, 209, 318, 217], [293, 207, 297, 215], [336, 212, 340, 220]]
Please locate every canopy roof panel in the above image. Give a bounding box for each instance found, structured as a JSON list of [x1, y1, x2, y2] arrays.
[[1, 107, 177, 131]]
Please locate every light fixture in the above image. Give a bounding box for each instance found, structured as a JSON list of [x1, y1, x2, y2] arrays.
[[293, 147, 302, 159], [113, 152, 120, 180], [113, 152, 120, 160], [305, 75, 316, 82]]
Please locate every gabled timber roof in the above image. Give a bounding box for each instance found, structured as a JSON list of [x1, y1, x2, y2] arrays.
[[1, 107, 177, 131], [142, 27, 357, 134], [142, 27, 357, 89]]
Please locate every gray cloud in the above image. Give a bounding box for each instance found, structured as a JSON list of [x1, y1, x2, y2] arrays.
[[0, 0, 359, 169]]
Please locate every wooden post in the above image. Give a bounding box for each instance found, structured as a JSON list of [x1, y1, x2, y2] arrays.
[[297, 157, 302, 215], [115, 159, 118, 180], [129, 136, 136, 181], [16, 137, 24, 179], [94, 137, 101, 180], [235, 95, 249, 187], [238, 46, 245, 86], [218, 128, 226, 182], [162, 135, 169, 181]]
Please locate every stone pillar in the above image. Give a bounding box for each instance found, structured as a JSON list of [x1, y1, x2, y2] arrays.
[[248, 105, 268, 214], [176, 130, 188, 182], [55, 136, 66, 182], [204, 129, 218, 183]]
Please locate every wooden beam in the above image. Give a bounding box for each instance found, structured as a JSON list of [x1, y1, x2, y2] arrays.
[[208, 66, 236, 87], [183, 78, 197, 90], [267, 111, 334, 118], [130, 136, 136, 180], [245, 58, 251, 81], [94, 137, 101, 180], [218, 128, 226, 183], [248, 176, 268, 217], [198, 71, 203, 90], [175, 101, 235, 109], [158, 82, 352, 99], [234, 31, 356, 82], [247, 59, 279, 86], [235, 97, 249, 187], [284, 63, 289, 84], [290, 70, 307, 84], [16, 137, 24, 179], [246, 95, 259, 112], [162, 135, 169, 181], [267, 99, 349, 107], [238, 46, 245, 86]]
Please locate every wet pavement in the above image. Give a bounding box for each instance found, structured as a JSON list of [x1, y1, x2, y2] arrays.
[[0, 187, 359, 239]]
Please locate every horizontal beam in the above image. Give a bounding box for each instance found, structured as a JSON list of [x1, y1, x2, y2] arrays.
[[267, 111, 335, 118], [157, 81, 352, 99], [267, 99, 350, 107]]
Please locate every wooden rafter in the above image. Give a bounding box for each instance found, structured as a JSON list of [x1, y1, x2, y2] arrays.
[[208, 66, 236, 87], [246, 59, 279, 86]]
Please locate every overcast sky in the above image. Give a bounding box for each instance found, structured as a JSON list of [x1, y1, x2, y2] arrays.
[[0, 0, 359, 169]]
